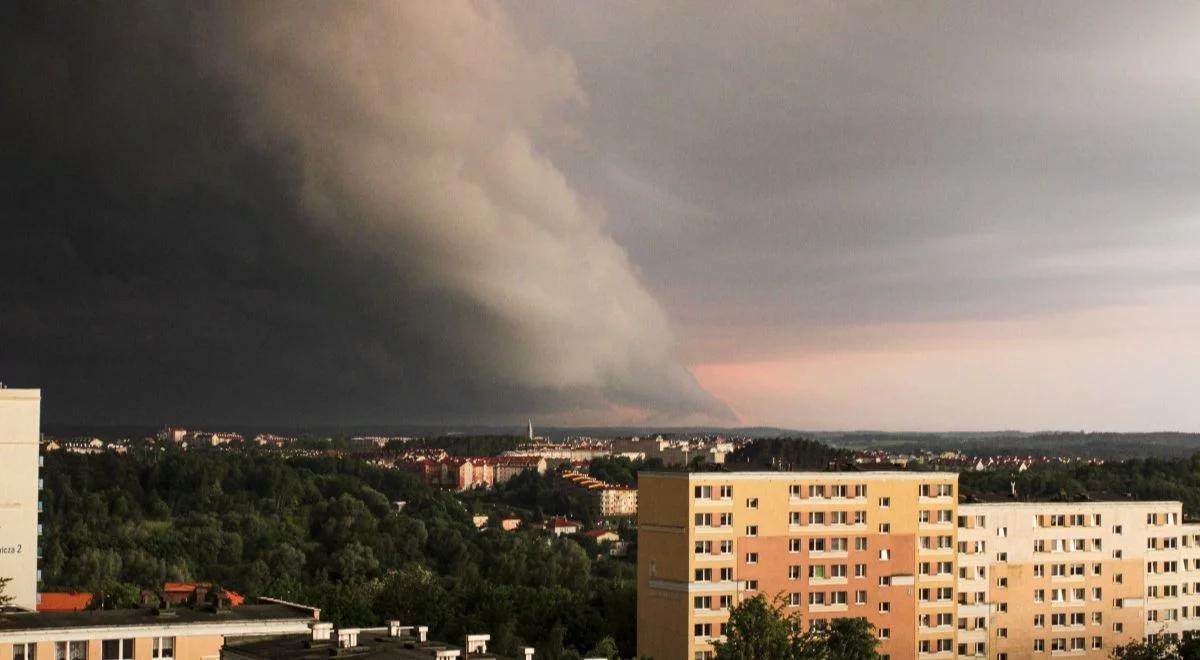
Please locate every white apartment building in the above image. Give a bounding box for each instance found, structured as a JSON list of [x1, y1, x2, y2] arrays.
[[0, 388, 40, 611], [956, 501, 1200, 659]]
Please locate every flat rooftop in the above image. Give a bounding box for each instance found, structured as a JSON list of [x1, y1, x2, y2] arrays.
[[224, 630, 510, 659], [639, 470, 958, 481], [0, 603, 314, 633]]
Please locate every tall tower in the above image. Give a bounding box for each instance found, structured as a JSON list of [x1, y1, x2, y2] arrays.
[[527, 419, 534, 441], [0, 388, 40, 610]]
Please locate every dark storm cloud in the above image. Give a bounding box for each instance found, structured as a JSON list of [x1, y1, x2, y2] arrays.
[[0, 2, 731, 424], [507, 2, 1200, 361]]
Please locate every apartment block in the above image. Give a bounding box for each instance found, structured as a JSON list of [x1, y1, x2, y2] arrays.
[[637, 471, 1200, 660], [0, 388, 41, 611], [0, 599, 318, 660], [956, 501, 1200, 659], [637, 471, 959, 660], [561, 472, 638, 517]]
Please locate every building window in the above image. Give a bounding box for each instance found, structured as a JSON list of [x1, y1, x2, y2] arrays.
[[12, 644, 36, 660], [55, 643, 88, 660], [746, 497, 758, 509]]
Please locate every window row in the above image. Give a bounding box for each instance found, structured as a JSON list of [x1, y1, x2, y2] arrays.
[[1030, 637, 1103, 652], [788, 484, 869, 499], [1030, 587, 1103, 602], [10, 638, 176, 660], [1032, 538, 1103, 553]]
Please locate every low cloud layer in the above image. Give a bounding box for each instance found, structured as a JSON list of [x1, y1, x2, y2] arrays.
[[0, 2, 730, 424]]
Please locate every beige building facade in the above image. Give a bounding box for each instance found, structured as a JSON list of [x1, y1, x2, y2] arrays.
[[637, 471, 959, 660], [638, 471, 1200, 660], [958, 501, 1200, 659], [0, 388, 40, 611], [0, 601, 318, 660]]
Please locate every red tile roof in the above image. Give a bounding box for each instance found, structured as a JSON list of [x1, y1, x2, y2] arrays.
[[545, 516, 581, 529], [37, 592, 93, 613], [162, 582, 246, 606]]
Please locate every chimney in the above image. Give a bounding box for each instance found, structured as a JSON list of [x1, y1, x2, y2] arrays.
[[337, 629, 359, 649], [416, 625, 429, 642], [465, 634, 490, 654], [522, 648, 535, 659], [388, 620, 402, 637], [311, 622, 333, 642]]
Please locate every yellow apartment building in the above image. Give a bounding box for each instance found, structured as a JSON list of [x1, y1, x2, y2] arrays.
[[638, 471, 1200, 660], [637, 471, 959, 660]]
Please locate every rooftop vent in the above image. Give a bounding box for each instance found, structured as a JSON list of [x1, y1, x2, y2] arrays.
[[311, 622, 334, 641], [337, 628, 360, 649], [465, 634, 490, 654]]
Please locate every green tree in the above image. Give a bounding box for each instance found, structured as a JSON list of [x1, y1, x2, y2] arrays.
[[715, 595, 879, 660], [1110, 634, 1179, 660], [713, 595, 805, 660], [820, 618, 880, 660], [585, 635, 620, 659], [0, 576, 13, 608]]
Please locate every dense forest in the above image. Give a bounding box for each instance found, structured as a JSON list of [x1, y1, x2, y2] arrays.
[[959, 455, 1200, 516], [40, 448, 634, 659]]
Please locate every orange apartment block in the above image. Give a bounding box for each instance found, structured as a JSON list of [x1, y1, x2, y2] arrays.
[[637, 471, 959, 660], [637, 471, 1200, 660]]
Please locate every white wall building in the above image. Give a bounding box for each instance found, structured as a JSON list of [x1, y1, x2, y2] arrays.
[[0, 388, 40, 611]]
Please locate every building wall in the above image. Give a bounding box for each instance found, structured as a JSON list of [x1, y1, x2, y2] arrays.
[[0, 633, 225, 660], [958, 501, 1200, 660], [636, 471, 959, 660], [0, 614, 318, 660], [0, 388, 40, 611], [637, 473, 1200, 660]]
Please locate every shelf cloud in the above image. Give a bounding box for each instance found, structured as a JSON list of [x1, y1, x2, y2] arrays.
[[0, 1, 731, 425]]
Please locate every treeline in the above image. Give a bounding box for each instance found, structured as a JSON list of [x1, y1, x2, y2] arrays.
[[960, 454, 1200, 516], [828, 431, 1200, 460], [725, 438, 854, 471], [406, 434, 526, 456], [40, 448, 634, 659]]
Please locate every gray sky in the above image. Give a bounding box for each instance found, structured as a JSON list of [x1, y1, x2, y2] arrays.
[[502, 2, 1200, 430], [3, 2, 1198, 429]]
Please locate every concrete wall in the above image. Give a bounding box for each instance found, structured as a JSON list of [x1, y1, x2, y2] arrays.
[[0, 389, 40, 611]]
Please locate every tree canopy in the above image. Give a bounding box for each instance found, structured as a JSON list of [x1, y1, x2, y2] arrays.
[[714, 595, 880, 660], [40, 448, 634, 657]]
